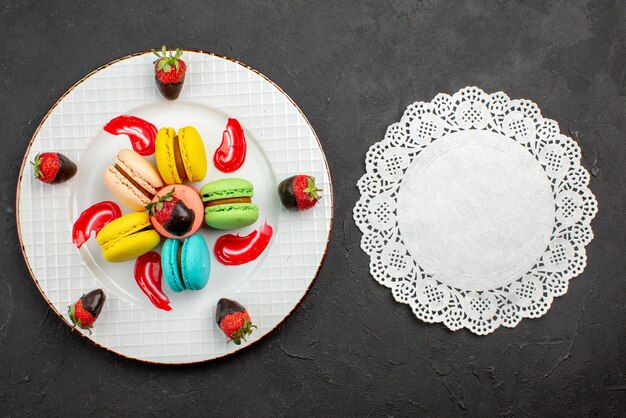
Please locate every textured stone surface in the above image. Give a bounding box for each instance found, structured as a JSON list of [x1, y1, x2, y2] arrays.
[[1, 0, 625, 416]]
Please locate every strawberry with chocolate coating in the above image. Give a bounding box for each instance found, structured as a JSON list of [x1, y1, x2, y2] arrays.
[[31, 152, 77, 184], [277, 175, 322, 211], [146, 187, 195, 237], [152, 46, 186, 100], [216, 298, 257, 345], [68, 289, 106, 334]]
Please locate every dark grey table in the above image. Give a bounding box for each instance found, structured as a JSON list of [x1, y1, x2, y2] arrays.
[[1, 1, 625, 416]]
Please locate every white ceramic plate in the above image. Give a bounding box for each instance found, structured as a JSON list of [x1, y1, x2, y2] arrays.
[[16, 51, 333, 363]]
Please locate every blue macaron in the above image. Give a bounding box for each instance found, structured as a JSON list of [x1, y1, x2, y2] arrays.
[[162, 234, 211, 292]]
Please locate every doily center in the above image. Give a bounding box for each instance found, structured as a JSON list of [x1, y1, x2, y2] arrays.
[[397, 129, 554, 291]]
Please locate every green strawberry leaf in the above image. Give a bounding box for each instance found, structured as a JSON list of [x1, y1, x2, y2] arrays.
[[68, 304, 75, 323], [67, 303, 84, 331], [31, 154, 42, 178], [148, 188, 176, 215], [154, 46, 183, 75], [227, 319, 257, 345], [303, 177, 322, 201]]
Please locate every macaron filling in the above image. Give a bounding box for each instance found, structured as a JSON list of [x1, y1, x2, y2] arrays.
[[105, 223, 155, 243], [172, 135, 187, 181], [177, 244, 184, 283], [113, 164, 154, 199], [204, 197, 252, 207], [136, 225, 155, 233]]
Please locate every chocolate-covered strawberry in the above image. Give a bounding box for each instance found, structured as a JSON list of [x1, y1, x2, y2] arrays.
[[146, 187, 195, 236], [216, 298, 257, 345], [152, 46, 186, 100], [68, 289, 106, 334], [277, 175, 321, 211], [31, 152, 77, 184]]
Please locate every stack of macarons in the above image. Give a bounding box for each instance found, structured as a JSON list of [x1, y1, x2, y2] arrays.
[[98, 123, 267, 296], [100, 126, 211, 292]]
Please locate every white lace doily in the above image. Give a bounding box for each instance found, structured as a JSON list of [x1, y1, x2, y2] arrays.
[[353, 87, 597, 335]]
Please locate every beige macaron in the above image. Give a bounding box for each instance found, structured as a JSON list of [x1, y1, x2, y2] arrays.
[[104, 149, 164, 211]]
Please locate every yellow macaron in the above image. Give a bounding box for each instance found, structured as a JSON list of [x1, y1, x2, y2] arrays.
[[96, 212, 160, 262], [155, 126, 207, 184]]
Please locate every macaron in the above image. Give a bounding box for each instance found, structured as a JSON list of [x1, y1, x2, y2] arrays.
[[155, 126, 207, 184], [103, 149, 163, 211], [96, 212, 160, 262], [200, 178, 259, 230], [161, 234, 211, 292], [147, 184, 204, 239]]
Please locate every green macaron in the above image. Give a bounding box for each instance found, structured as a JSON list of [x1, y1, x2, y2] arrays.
[[200, 178, 259, 230]]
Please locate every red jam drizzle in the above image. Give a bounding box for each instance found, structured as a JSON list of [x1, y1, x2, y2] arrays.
[[134, 252, 171, 311], [214, 222, 273, 265], [72, 201, 122, 248], [104, 115, 157, 156], [214, 118, 247, 173]]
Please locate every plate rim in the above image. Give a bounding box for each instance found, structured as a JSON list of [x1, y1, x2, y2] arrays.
[[15, 49, 334, 365]]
